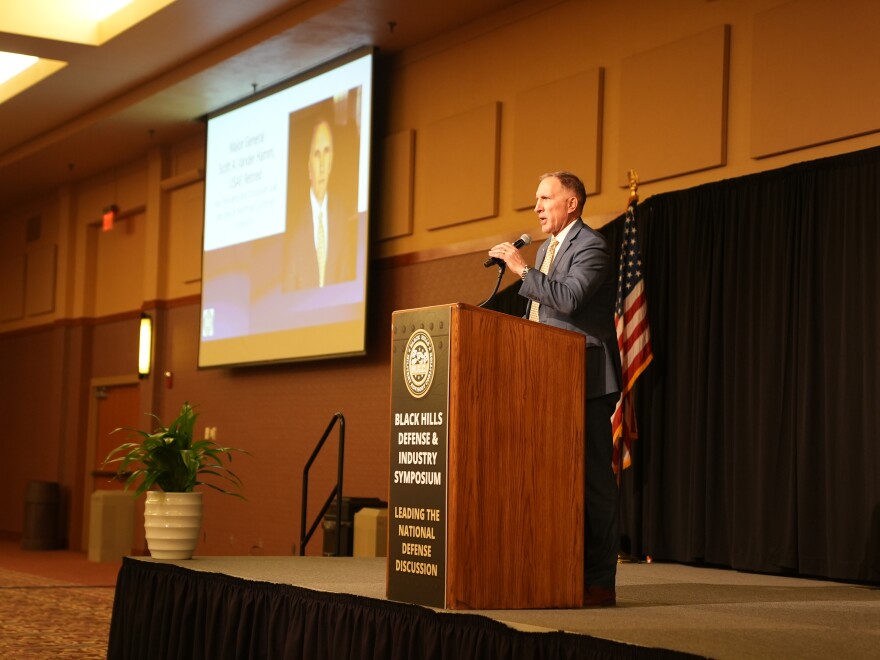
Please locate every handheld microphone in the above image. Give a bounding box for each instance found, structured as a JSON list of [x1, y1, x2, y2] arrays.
[[484, 234, 532, 268]]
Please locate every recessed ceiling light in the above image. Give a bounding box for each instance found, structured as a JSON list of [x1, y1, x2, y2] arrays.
[[0, 1, 176, 106], [0, 55, 67, 106], [90, 0, 136, 21], [0, 52, 38, 86], [2, 0, 176, 46]]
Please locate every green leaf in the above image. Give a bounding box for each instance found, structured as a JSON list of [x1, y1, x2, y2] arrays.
[[101, 401, 248, 499]]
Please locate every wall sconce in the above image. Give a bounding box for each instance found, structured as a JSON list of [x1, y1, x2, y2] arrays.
[[138, 313, 153, 378]]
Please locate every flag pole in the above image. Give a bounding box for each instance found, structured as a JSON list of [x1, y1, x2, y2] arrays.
[[613, 169, 640, 479], [617, 169, 646, 565], [623, 169, 639, 475]]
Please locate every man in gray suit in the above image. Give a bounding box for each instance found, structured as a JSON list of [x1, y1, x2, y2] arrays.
[[487, 171, 622, 607]]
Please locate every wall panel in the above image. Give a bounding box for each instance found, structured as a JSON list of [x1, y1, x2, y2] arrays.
[[618, 25, 730, 185], [416, 102, 501, 230], [92, 214, 147, 318], [512, 68, 604, 208], [25, 244, 56, 316], [751, 0, 880, 157], [166, 183, 205, 297], [378, 130, 415, 241]]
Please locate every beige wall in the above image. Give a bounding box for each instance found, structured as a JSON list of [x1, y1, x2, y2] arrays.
[[376, 0, 880, 258], [2, 0, 880, 551], [4, 0, 880, 330]]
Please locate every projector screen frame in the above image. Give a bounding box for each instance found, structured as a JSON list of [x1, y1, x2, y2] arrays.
[[198, 46, 375, 369]]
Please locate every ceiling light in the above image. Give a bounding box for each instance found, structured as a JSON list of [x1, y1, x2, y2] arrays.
[[90, 0, 136, 21], [0, 56, 67, 106], [2, 1, 177, 46], [0, 52, 38, 86]]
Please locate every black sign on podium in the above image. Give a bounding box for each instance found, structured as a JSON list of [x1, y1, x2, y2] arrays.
[[387, 306, 450, 608], [387, 303, 585, 611]]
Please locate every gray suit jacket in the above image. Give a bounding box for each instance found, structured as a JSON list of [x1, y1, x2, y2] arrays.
[[519, 218, 622, 399]]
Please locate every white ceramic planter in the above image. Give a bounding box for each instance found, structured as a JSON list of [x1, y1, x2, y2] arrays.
[[143, 491, 203, 560]]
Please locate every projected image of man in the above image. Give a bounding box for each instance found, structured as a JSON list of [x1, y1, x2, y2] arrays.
[[285, 116, 357, 290]]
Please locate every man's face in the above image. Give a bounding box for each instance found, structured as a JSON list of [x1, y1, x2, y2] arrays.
[[534, 176, 576, 236], [309, 121, 333, 201]]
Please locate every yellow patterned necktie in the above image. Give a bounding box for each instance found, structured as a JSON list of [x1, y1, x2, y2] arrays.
[[528, 237, 558, 322], [316, 210, 327, 288]]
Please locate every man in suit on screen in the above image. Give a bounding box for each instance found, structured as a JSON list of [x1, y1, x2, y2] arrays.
[[284, 116, 357, 290]]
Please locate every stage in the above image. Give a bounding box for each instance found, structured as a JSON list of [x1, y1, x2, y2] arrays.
[[107, 555, 879, 659]]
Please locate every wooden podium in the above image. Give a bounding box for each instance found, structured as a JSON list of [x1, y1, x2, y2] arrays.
[[387, 303, 585, 609]]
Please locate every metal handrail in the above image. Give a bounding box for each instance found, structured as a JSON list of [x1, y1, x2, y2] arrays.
[[299, 412, 345, 556]]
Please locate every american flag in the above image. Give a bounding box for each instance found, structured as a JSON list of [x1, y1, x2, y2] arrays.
[[611, 202, 653, 476]]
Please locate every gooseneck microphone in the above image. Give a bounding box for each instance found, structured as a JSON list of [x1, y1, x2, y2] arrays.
[[483, 234, 532, 268]]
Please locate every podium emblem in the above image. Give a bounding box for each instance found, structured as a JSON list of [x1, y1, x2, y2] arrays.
[[403, 329, 435, 398]]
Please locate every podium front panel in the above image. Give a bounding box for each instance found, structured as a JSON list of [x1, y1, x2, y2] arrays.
[[387, 306, 451, 608]]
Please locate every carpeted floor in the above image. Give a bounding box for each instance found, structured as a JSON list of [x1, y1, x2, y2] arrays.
[[0, 541, 119, 659]]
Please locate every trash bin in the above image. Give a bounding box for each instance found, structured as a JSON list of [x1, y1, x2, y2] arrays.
[[22, 481, 61, 550]]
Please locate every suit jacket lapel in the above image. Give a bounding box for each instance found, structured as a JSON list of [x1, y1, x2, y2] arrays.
[[546, 219, 582, 277]]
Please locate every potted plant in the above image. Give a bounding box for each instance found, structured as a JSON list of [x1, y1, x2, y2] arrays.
[[104, 401, 247, 559]]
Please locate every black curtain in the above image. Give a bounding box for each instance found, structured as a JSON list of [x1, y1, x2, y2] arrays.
[[108, 559, 695, 659], [603, 146, 880, 583]]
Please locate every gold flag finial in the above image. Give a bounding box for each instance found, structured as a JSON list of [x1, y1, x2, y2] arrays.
[[627, 169, 639, 204]]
